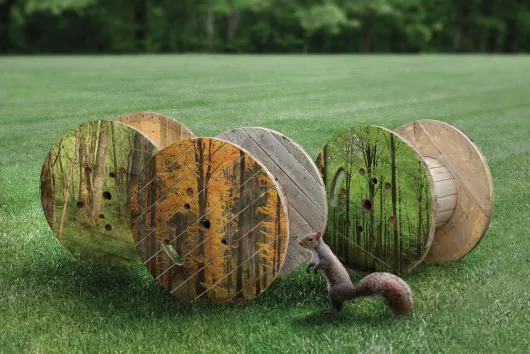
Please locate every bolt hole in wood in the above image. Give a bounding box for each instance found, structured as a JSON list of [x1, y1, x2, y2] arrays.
[[357, 225, 363, 232], [362, 199, 373, 212], [99, 214, 105, 219], [76, 200, 84, 208], [162, 239, 184, 265], [102, 191, 112, 200], [200, 219, 211, 231], [372, 177, 378, 184], [109, 172, 116, 178], [220, 239, 228, 246], [183, 203, 191, 211], [105, 224, 112, 231]]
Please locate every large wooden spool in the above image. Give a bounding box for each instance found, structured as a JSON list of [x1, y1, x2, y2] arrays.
[[394, 120, 494, 262], [316, 125, 436, 275], [40, 120, 157, 264], [217, 127, 327, 276], [116, 111, 195, 149], [132, 137, 289, 302]]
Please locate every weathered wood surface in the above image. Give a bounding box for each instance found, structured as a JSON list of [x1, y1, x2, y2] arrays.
[[132, 137, 289, 302], [117, 111, 195, 149], [395, 120, 494, 262], [40, 120, 157, 265], [217, 128, 327, 276], [316, 125, 435, 275]]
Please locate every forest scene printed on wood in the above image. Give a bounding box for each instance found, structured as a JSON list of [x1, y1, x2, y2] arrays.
[[316, 126, 434, 275], [132, 138, 289, 302], [40, 121, 156, 264]]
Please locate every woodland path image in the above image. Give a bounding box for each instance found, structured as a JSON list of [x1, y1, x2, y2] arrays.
[[317, 126, 434, 274], [40, 121, 156, 264], [132, 138, 289, 301]]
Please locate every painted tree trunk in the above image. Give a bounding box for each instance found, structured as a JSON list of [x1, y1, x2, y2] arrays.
[[91, 121, 109, 221], [390, 134, 399, 269], [195, 138, 207, 297], [236, 149, 246, 297]]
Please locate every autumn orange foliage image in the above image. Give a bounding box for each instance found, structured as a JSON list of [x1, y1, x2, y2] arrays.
[[132, 138, 289, 301]]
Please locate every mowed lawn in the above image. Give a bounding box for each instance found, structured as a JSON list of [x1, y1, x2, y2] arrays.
[[1, 55, 529, 353]]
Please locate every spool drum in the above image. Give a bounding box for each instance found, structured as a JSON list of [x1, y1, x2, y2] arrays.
[[116, 111, 195, 149], [395, 120, 494, 262], [40, 120, 157, 264], [217, 128, 327, 276], [316, 126, 436, 275], [132, 137, 289, 301]]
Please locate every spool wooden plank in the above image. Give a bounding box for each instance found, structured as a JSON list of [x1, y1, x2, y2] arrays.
[[132, 137, 289, 302], [315, 125, 436, 275], [395, 120, 494, 262], [40, 120, 157, 264], [116, 111, 195, 149], [217, 128, 327, 276]]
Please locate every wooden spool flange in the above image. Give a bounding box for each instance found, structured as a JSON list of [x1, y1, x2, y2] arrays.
[[40, 120, 157, 264], [116, 111, 195, 149], [217, 127, 327, 276], [394, 120, 494, 262], [132, 137, 289, 302], [316, 126, 436, 275]]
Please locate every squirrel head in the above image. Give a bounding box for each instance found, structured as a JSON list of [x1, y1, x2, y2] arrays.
[[299, 232, 321, 249]]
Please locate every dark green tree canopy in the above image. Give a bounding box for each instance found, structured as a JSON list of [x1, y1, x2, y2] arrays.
[[1, 0, 529, 53]]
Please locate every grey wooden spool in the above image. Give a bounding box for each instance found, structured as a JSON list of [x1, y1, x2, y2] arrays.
[[217, 127, 328, 276]]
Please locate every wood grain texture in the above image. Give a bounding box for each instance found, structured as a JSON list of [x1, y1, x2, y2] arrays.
[[116, 111, 195, 149], [217, 128, 327, 276], [395, 120, 494, 262], [40, 120, 157, 264], [132, 137, 289, 301], [316, 125, 436, 275]]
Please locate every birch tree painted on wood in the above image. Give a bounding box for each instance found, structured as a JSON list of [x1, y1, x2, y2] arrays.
[[40, 121, 156, 264], [316, 126, 434, 274], [132, 138, 289, 302]]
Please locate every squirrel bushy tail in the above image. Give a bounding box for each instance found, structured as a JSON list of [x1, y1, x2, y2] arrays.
[[351, 272, 413, 314]]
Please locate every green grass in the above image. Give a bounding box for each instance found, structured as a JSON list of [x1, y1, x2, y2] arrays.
[[1, 55, 529, 353]]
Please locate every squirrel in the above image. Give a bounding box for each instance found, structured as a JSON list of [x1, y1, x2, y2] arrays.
[[299, 231, 413, 314]]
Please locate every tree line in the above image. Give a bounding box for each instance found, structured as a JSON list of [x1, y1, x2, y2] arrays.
[[2, 0, 530, 54]]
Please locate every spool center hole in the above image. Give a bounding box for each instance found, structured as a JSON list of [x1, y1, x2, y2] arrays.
[[362, 199, 373, 212], [200, 219, 211, 230]]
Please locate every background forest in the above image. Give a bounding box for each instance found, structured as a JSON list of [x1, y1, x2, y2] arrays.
[[2, 0, 530, 54]]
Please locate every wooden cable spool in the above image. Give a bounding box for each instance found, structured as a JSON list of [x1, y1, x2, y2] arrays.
[[317, 125, 435, 275], [132, 137, 289, 301], [217, 127, 327, 276], [116, 111, 195, 149], [40, 120, 157, 264], [317, 121, 493, 275], [394, 120, 494, 262]]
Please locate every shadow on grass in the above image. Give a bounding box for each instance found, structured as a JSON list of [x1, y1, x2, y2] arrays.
[[294, 309, 394, 328], [10, 251, 462, 326]]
